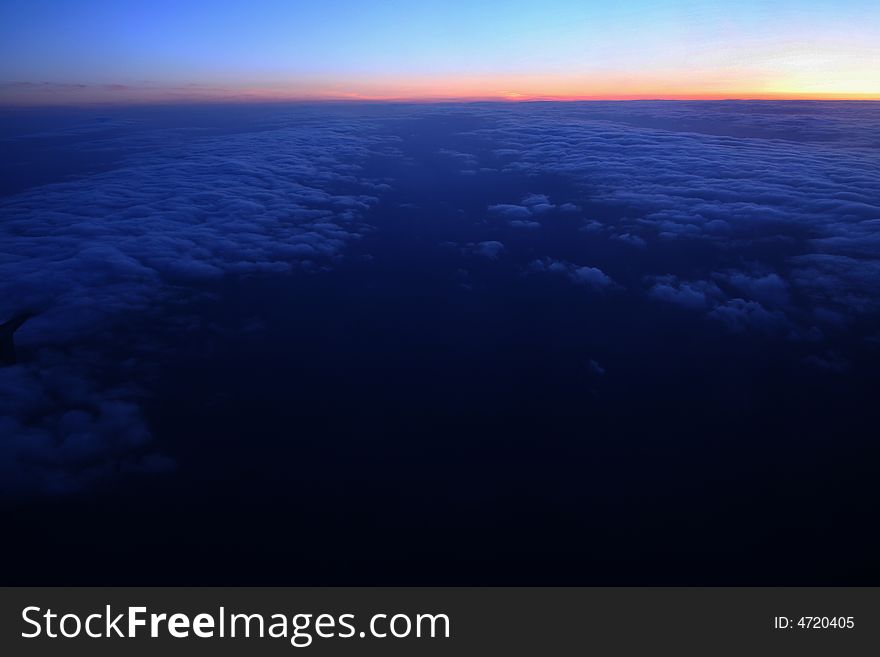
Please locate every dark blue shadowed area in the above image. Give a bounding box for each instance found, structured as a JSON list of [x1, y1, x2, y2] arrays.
[[1, 101, 879, 584]]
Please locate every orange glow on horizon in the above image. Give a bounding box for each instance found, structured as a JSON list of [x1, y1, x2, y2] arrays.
[[4, 71, 880, 105]]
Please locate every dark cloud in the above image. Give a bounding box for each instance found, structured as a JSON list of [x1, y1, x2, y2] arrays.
[[473, 240, 505, 259], [441, 239, 507, 259], [611, 232, 647, 248], [3, 100, 879, 496], [0, 113, 395, 494], [648, 276, 723, 311], [0, 348, 172, 495], [438, 148, 479, 171], [520, 194, 555, 214], [488, 203, 532, 219], [707, 298, 791, 335], [460, 101, 879, 339], [587, 359, 605, 376], [804, 351, 851, 373], [487, 194, 564, 228], [509, 219, 541, 229], [527, 258, 615, 290], [647, 272, 801, 336], [723, 272, 791, 308], [521, 193, 551, 206]]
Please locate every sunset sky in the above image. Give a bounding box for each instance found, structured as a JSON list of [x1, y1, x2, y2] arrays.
[[1, 0, 879, 103]]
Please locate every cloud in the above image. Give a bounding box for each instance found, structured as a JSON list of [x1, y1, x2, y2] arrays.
[[473, 240, 505, 259], [611, 232, 647, 248], [461, 101, 879, 341], [1, 120, 389, 343], [788, 254, 880, 316], [443, 240, 506, 259], [527, 258, 615, 290], [723, 272, 790, 308], [488, 203, 532, 218], [509, 219, 541, 229], [438, 148, 479, 171], [648, 273, 797, 335], [521, 194, 555, 214], [487, 194, 561, 226], [588, 359, 605, 376], [707, 298, 791, 334], [0, 112, 394, 494], [521, 193, 551, 206], [804, 351, 850, 373], [648, 276, 723, 311], [0, 349, 173, 496], [4, 100, 880, 494]]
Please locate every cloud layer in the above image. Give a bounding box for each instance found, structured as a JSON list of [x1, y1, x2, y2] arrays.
[[462, 101, 880, 339], [0, 111, 395, 494], [2, 100, 879, 495]]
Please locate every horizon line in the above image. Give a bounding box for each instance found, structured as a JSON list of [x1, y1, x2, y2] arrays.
[[3, 93, 880, 109]]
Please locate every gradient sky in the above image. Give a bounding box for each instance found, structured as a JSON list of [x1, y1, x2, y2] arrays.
[[2, 0, 879, 104]]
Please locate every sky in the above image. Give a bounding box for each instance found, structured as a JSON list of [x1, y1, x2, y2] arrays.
[[1, 0, 879, 104]]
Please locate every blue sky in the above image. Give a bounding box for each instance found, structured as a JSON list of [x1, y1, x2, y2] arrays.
[[1, 0, 879, 102]]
